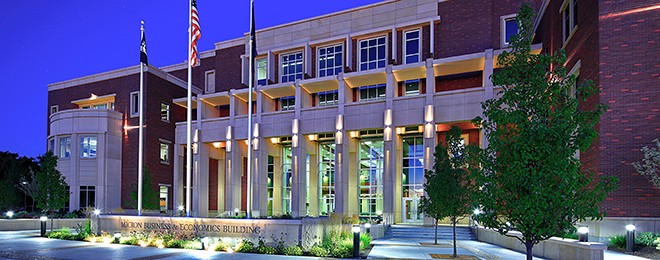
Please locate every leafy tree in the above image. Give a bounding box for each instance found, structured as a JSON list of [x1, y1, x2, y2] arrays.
[[632, 139, 660, 189], [419, 126, 478, 256], [35, 151, 69, 214], [17, 170, 38, 211], [0, 151, 38, 210], [130, 167, 160, 211], [471, 4, 617, 260]]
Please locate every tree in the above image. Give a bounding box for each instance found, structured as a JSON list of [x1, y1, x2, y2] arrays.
[[471, 4, 618, 260], [419, 126, 478, 256], [130, 167, 160, 211], [632, 139, 660, 189], [35, 151, 69, 214], [17, 170, 38, 211], [0, 151, 38, 210]]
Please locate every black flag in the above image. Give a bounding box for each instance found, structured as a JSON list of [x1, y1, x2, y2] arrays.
[[250, 0, 257, 57], [140, 21, 148, 65]]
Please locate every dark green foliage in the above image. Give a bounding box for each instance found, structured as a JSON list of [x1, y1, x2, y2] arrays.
[[35, 151, 69, 213], [471, 3, 617, 260], [236, 239, 255, 253], [360, 233, 371, 250], [46, 228, 86, 241], [309, 244, 329, 257], [557, 231, 578, 240], [635, 232, 660, 246], [129, 167, 160, 210], [0, 151, 38, 210], [609, 235, 627, 249], [283, 245, 303, 256], [120, 237, 139, 245]]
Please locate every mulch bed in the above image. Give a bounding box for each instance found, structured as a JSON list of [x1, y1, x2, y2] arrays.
[[609, 246, 660, 259]]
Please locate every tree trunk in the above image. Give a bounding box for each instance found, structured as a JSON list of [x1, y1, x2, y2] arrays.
[[452, 217, 457, 258], [525, 241, 534, 260], [434, 218, 438, 245]]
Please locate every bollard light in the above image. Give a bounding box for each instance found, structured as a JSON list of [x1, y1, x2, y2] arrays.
[[625, 224, 635, 252], [577, 226, 589, 242], [234, 208, 239, 217], [473, 209, 481, 215], [114, 232, 121, 243], [93, 209, 101, 216], [6, 211, 13, 218], [40, 216, 48, 237], [201, 237, 208, 250], [365, 223, 371, 234], [353, 225, 361, 258]]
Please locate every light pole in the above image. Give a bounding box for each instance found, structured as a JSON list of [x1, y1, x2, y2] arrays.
[[577, 226, 589, 242], [625, 224, 635, 252]]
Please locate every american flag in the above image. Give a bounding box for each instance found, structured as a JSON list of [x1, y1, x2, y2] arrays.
[[190, 0, 201, 67]]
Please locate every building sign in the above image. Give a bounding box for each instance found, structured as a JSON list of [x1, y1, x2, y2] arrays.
[[119, 221, 260, 234]]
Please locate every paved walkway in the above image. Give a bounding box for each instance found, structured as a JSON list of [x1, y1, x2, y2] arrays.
[[0, 231, 319, 260]]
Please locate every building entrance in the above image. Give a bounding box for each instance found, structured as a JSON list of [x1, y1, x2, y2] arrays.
[[402, 136, 424, 223]]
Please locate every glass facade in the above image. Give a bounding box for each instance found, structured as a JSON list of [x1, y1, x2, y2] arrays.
[[80, 136, 97, 158], [358, 139, 384, 216], [318, 90, 338, 106], [59, 137, 71, 158], [318, 44, 343, 77], [281, 52, 303, 83], [505, 18, 519, 45], [79, 186, 95, 208], [161, 103, 170, 122], [359, 36, 386, 71], [318, 142, 335, 216], [280, 96, 295, 111], [257, 58, 267, 86], [402, 136, 424, 222], [282, 145, 292, 214], [267, 155, 274, 216]]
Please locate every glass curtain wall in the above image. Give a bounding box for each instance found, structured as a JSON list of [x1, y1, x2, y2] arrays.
[[358, 140, 384, 217], [318, 142, 336, 216], [282, 145, 293, 214], [402, 136, 424, 222], [267, 155, 274, 216]]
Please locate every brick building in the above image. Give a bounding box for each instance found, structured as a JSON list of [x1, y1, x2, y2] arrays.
[[47, 0, 658, 237]]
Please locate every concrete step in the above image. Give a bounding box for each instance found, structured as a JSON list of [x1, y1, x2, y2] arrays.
[[384, 225, 476, 241]]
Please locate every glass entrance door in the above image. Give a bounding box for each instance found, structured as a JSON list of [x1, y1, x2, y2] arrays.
[[403, 198, 423, 223], [402, 136, 424, 223]]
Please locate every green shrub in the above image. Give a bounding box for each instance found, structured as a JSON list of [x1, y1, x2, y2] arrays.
[[256, 245, 277, 254], [46, 228, 71, 239], [654, 237, 660, 250], [236, 239, 254, 253], [360, 233, 371, 250], [213, 242, 229, 251], [308, 244, 329, 257], [331, 240, 353, 258], [119, 237, 138, 245], [557, 231, 579, 240], [166, 239, 187, 248], [183, 240, 202, 250], [635, 232, 660, 246], [283, 245, 303, 256], [609, 234, 626, 249]]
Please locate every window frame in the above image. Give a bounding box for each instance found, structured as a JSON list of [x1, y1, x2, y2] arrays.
[[317, 43, 344, 78], [500, 14, 518, 48], [317, 90, 339, 107], [130, 91, 139, 118], [358, 35, 388, 71], [205, 70, 216, 93], [256, 58, 268, 86], [403, 29, 422, 64], [160, 102, 170, 122], [279, 96, 296, 111], [280, 51, 304, 83], [159, 139, 171, 164], [358, 84, 387, 102], [59, 136, 71, 159], [79, 186, 96, 209], [50, 105, 59, 116], [561, 0, 578, 45], [79, 136, 97, 159]]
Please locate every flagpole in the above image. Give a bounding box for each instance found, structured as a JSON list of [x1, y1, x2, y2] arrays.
[[185, 0, 193, 217], [137, 21, 145, 216], [246, 0, 255, 219]]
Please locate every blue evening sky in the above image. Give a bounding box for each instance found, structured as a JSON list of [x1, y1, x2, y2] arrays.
[[0, 0, 380, 158]]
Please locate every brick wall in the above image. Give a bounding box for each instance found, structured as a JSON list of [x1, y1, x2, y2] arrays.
[[208, 158, 218, 211], [435, 71, 483, 92]]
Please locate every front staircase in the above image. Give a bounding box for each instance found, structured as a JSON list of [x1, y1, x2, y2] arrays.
[[384, 224, 476, 241]]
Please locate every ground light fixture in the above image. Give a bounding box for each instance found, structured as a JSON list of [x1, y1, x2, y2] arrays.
[[40, 216, 48, 237], [473, 209, 481, 215], [234, 208, 239, 217], [93, 209, 101, 216], [365, 223, 371, 234], [625, 224, 635, 252], [201, 237, 208, 250], [5, 211, 13, 218], [577, 226, 589, 242], [114, 232, 121, 243], [352, 225, 360, 258]]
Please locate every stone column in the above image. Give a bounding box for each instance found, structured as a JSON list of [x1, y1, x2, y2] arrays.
[[482, 49, 494, 149], [382, 65, 396, 224], [422, 58, 438, 225], [290, 80, 308, 218]]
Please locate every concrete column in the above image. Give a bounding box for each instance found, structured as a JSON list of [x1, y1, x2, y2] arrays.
[[196, 143, 210, 217], [482, 49, 494, 149], [290, 80, 308, 218], [423, 58, 438, 225], [334, 73, 349, 215], [383, 65, 396, 223], [225, 91, 241, 213], [307, 143, 319, 217], [173, 144, 183, 214]]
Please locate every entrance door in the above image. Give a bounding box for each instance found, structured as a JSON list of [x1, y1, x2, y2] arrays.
[[403, 198, 423, 223]]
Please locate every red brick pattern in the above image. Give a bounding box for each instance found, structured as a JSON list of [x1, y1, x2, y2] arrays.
[[208, 158, 218, 211]]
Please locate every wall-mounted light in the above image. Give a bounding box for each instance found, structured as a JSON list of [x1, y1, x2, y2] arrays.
[[292, 119, 300, 148], [336, 114, 343, 131], [384, 109, 392, 142], [335, 131, 343, 145], [271, 137, 280, 144], [212, 142, 222, 149], [90, 94, 98, 100], [308, 134, 318, 141], [253, 123, 259, 150], [396, 127, 405, 135], [226, 126, 232, 152], [424, 105, 434, 139], [349, 131, 359, 138]]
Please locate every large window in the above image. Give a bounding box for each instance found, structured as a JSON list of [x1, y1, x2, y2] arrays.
[[404, 30, 421, 64], [318, 90, 338, 106], [160, 141, 170, 164], [402, 137, 424, 199], [282, 145, 293, 214], [279, 96, 295, 111], [281, 52, 303, 83], [562, 0, 578, 43], [59, 137, 71, 159], [403, 80, 420, 96], [267, 155, 274, 216], [319, 142, 335, 216], [50, 105, 58, 116], [80, 136, 97, 158], [205, 70, 215, 93], [257, 58, 267, 86], [318, 44, 343, 77], [79, 186, 95, 209], [358, 139, 384, 216], [130, 91, 139, 117], [159, 186, 169, 213], [359, 84, 386, 101], [161, 103, 170, 122], [359, 36, 387, 71], [504, 17, 519, 46]]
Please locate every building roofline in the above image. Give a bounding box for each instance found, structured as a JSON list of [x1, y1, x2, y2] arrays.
[[48, 65, 202, 94]]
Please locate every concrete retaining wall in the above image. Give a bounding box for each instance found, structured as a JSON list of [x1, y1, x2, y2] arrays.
[[579, 217, 660, 243], [475, 227, 607, 260], [0, 219, 88, 231]]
